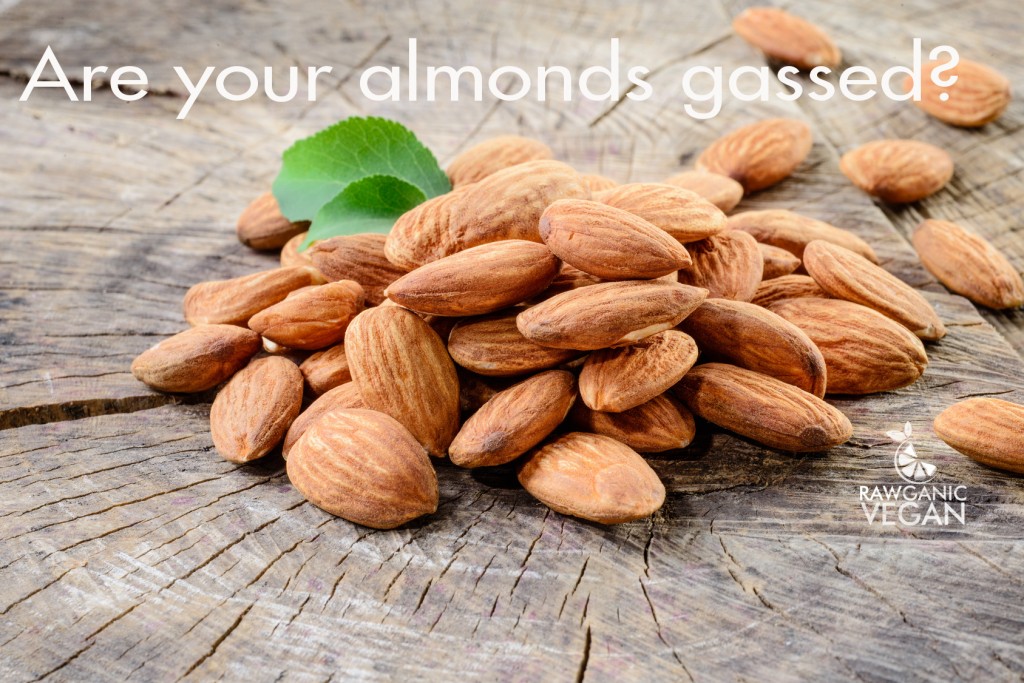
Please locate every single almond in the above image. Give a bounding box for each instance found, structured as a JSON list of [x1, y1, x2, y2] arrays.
[[345, 307, 460, 456], [732, 7, 841, 69], [803, 240, 946, 340], [309, 233, 409, 306], [912, 219, 1024, 310], [248, 280, 364, 350], [934, 398, 1024, 473], [280, 232, 314, 268], [840, 140, 953, 203], [385, 189, 467, 270], [131, 324, 261, 393], [581, 173, 618, 193], [676, 231, 764, 301], [679, 299, 828, 397], [287, 408, 438, 528], [299, 343, 351, 394], [675, 363, 852, 452], [517, 432, 666, 524], [759, 243, 802, 280], [386, 240, 560, 316], [449, 370, 577, 468], [907, 59, 1011, 128], [448, 308, 580, 376], [183, 266, 325, 326], [595, 183, 728, 243], [236, 192, 309, 250], [578, 331, 699, 412], [210, 356, 304, 463], [282, 381, 366, 459], [727, 209, 878, 263], [662, 171, 744, 213], [751, 274, 829, 307], [696, 118, 813, 192], [447, 135, 553, 187], [570, 393, 696, 453], [539, 199, 691, 279], [769, 298, 928, 395], [517, 280, 708, 350]]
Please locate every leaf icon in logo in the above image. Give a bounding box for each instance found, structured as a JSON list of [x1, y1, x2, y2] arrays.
[[886, 429, 907, 443], [904, 421, 913, 438]]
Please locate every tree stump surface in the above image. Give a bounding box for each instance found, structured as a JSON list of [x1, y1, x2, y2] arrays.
[[2, 1, 1023, 680]]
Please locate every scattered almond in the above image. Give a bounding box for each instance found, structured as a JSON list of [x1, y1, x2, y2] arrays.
[[447, 136, 553, 187], [570, 393, 696, 453], [696, 118, 813, 192], [184, 266, 325, 326], [299, 344, 351, 394], [595, 183, 728, 243], [840, 139, 953, 203], [237, 192, 309, 250], [676, 231, 764, 301], [248, 281, 364, 350], [732, 6, 841, 70], [662, 170, 744, 213], [934, 398, 1024, 473], [758, 243, 802, 280], [309, 233, 409, 305], [282, 381, 366, 458], [727, 209, 878, 263], [908, 59, 1011, 128], [448, 308, 581, 376], [131, 324, 262, 393]]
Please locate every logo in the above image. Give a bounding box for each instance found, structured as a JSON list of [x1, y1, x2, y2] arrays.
[[858, 422, 967, 527]]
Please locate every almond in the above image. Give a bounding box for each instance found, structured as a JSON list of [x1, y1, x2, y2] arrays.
[[517, 432, 665, 524], [183, 266, 325, 326], [662, 170, 744, 213], [385, 189, 466, 270], [679, 299, 827, 397], [282, 381, 365, 458], [840, 140, 953, 203], [578, 330, 698, 412], [676, 231, 763, 301], [752, 274, 829, 307], [595, 183, 728, 243], [517, 280, 708, 350], [803, 240, 946, 340], [535, 262, 603, 300], [236, 192, 308, 250], [768, 298, 928, 395], [569, 393, 696, 453], [727, 209, 878, 263], [449, 370, 577, 468], [447, 136, 553, 187], [759, 243, 802, 280], [912, 219, 1024, 310], [299, 343, 351, 394], [675, 363, 852, 452], [345, 306, 460, 456], [385, 240, 560, 316], [581, 173, 619, 193], [908, 59, 1011, 128], [131, 324, 261, 393], [448, 308, 580, 376], [696, 118, 813, 192], [248, 281, 364, 350], [934, 398, 1024, 473], [210, 356, 304, 463], [309, 233, 409, 306], [287, 408, 438, 528], [732, 7, 841, 69], [280, 232, 314, 268], [539, 199, 691, 279]]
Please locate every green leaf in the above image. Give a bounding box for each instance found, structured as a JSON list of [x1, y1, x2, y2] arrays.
[[273, 116, 450, 221], [300, 175, 427, 250]]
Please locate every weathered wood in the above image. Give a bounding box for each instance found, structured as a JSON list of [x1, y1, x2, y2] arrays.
[[3, 0, 1024, 680]]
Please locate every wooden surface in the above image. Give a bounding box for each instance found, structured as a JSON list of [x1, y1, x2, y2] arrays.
[[3, 0, 1024, 680]]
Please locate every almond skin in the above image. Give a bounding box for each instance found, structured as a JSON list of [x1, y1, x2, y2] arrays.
[[696, 118, 813, 192], [570, 393, 696, 453], [934, 398, 1024, 473], [539, 199, 691, 279], [679, 299, 828, 397], [309, 234, 409, 306], [449, 370, 577, 468], [184, 266, 325, 326], [517, 281, 708, 350], [287, 408, 439, 528], [908, 59, 1011, 128], [759, 243, 802, 280], [385, 240, 560, 316], [769, 298, 928, 395], [579, 331, 699, 412], [282, 381, 366, 459], [345, 307, 460, 457], [840, 140, 953, 203], [447, 136, 554, 187], [803, 240, 946, 340], [299, 344, 351, 394], [727, 209, 878, 263], [280, 232, 314, 268], [248, 281, 364, 351], [676, 231, 764, 301], [131, 324, 261, 393], [210, 356, 304, 463], [732, 7, 841, 70], [385, 189, 466, 270], [535, 262, 603, 300], [237, 192, 308, 250], [595, 183, 728, 243], [517, 433, 666, 524], [675, 363, 852, 452], [912, 219, 1024, 310], [448, 309, 580, 376], [752, 274, 829, 308], [581, 173, 619, 193], [662, 171, 744, 213]]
